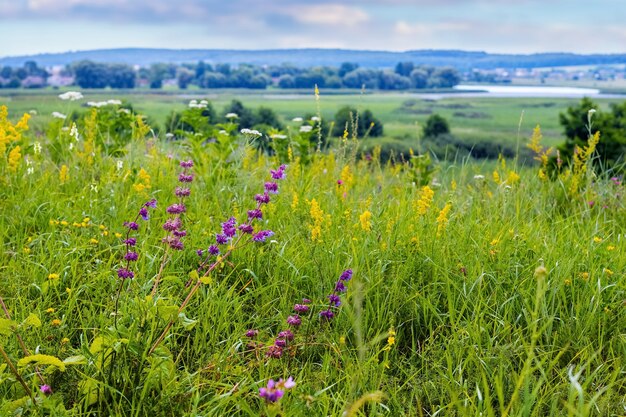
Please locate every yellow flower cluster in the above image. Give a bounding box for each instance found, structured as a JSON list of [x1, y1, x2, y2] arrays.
[[359, 210, 372, 232], [59, 164, 69, 183], [527, 125, 554, 181], [133, 168, 151, 193], [414, 185, 434, 216], [0, 105, 30, 157], [7, 146, 21, 172], [436, 203, 452, 237], [309, 198, 324, 241]]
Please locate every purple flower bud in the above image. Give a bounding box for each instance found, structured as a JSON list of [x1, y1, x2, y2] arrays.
[[270, 167, 286, 180], [287, 315, 302, 326], [124, 221, 139, 230], [40, 385, 53, 395], [266, 345, 283, 358], [180, 160, 194, 168], [123, 238, 137, 246], [238, 224, 254, 234], [245, 329, 259, 338], [247, 209, 263, 220], [117, 268, 135, 279], [139, 207, 149, 221], [208, 245, 220, 255], [335, 281, 346, 293], [253, 230, 274, 242], [166, 203, 186, 214], [278, 330, 294, 341], [294, 304, 309, 313], [124, 251, 138, 261], [222, 225, 236, 238], [163, 218, 182, 232], [163, 236, 184, 250], [302, 298, 311, 304], [175, 187, 191, 197], [328, 294, 341, 307], [274, 338, 287, 348], [255, 193, 271, 204], [178, 173, 194, 183], [319, 309, 335, 320], [264, 182, 279, 194], [340, 269, 353, 281], [196, 249, 204, 257], [173, 230, 187, 238], [145, 199, 157, 208], [216, 233, 229, 245]]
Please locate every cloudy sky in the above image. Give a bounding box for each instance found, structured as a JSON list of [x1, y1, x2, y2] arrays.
[[0, 0, 625, 57]]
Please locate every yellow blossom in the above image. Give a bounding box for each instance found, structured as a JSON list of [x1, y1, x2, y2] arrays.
[[115, 232, 122, 239], [89, 238, 99, 244], [603, 268, 614, 277], [309, 198, 324, 241], [46, 308, 55, 313], [593, 236, 603, 243], [7, 146, 21, 172], [359, 210, 372, 232], [61, 338, 70, 344], [436, 203, 452, 237], [48, 273, 60, 280], [60, 220, 68, 226], [415, 185, 434, 216], [59, 164, 69, 183], [564, 279, 571, 286], [607, 245, 615, 251], [51, 319, 61, 326], [580, 272, 589, 281]]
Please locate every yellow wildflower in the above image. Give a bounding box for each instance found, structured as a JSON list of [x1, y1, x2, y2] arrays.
[[339, 336, 346, 345], [359, 210, 372, 232], [580, 272, 589, 281], [564, 279, 571, 286], [59, 164, 69, 183], [51, 319, 61, 326], [46, 308, 55, 314], [309, 199, 324, 241], [415, 185, 434, 216], [7, 146, 21, 172], [89, 238, 99, 244], [61, 337, 70, 344], [60, 220, 68, 226], [48, 273, 59, 280], [493, 170, 500, 184], [593, 236, 603, 243], [607, 245, 615, 251], [436, 203, 452, 237], [506, 170, 520, 185], [603, 268, 614, 277], [115, 232, 122, 239], [23, 247, 31, 254]]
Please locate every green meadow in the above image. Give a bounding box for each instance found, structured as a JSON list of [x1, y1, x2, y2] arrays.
[[0, 91, 625, 416]]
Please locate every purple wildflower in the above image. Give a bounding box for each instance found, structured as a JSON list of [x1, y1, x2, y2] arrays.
[[208, 245, 220, 255], [175, 187, 191, 197], [253, 230, 274, 242], [166, 203, 186, 214], [340, 269, 353, 281], [287, 315, 302, 326], [238, 224, 254, 234], [245, 329, 259, 338], [196, 249, 204, 257], [163, 218, 182, 232], [216, 233, 229, 245], [173, 230, 187, 238], [259, 380, 284, 403], [124, 221, 139, 230], [40, 385, 53, 395], [319, 309, 335, 320], [278, 329, 294, 341], [117, 268, 135, 279], [302, 298, 311, 304], [163, 236, 184, 250], [124, 252, 138, 261], [270, 167, 286, 180], [139, 207, 149, 221], [335, 281, 346, 293], [266, 345, 283, 358], [294, 304, 309, 314], [255, 193, 271, 204], [247, 209, 263, 220], [178, 173, 194, 183], [180, 160, 194, 168], [274, 338, 287, 348], [264, 182, 279, 194], [328, 294, 341, 307], [145, 199, 157, 209], [123, 238, 137, 246]]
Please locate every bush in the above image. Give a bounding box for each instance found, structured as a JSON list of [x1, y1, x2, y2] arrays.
[[331, 106, 383, 138]]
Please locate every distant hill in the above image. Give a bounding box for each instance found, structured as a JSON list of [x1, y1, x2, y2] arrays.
[[1, 48, 626, 70]]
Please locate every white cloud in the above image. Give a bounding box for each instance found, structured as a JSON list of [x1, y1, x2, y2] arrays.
[[285, 4, 370, 27]]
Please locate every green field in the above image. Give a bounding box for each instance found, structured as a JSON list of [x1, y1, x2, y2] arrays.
[[2, 89, 623, 153]]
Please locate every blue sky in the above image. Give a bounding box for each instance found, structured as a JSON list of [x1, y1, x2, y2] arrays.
[[0, 0, 625, 57]]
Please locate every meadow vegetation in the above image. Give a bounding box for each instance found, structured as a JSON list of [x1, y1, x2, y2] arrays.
[[0, 92, 625, 416]]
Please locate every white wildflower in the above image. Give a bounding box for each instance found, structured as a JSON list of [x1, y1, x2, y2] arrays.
[[116, 160, 123, 171], [270, 134, 287, 139], [118, 108, 130, 114], [58, 91, 83, 101], [473, 175, 485, 181], [311, 116, 321, 122], [29, 109, 37, 115], [33, 142, 42, 155], [299, 125, 313, 133], [240, 128, 262, 138], [107, 99, 122, 105], [52, 111, 67, 119], [90, 183, 98, 193], [165, 133, 175, 139], [225, 112, 238, 119], [27, 167, 34, 175], [70, 123, 79, 141], [69, 142, 74, 150], [292, 117, 303, 122], [218, 130, 228, 135]]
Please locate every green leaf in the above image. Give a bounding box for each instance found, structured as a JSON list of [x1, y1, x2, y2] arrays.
[[17, 354, 66, 372], [63, 355, 87, 365], [178, 313, 197, 330]]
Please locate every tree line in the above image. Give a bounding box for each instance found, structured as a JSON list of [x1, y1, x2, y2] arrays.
[[0, 60, 461, 90]]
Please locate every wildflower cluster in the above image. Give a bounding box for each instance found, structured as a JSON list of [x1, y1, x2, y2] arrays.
[[162, 160, 193, 251], [118, 199, 157, 279], [259, 377, 296, 403], [320, 269, 353, 321]]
